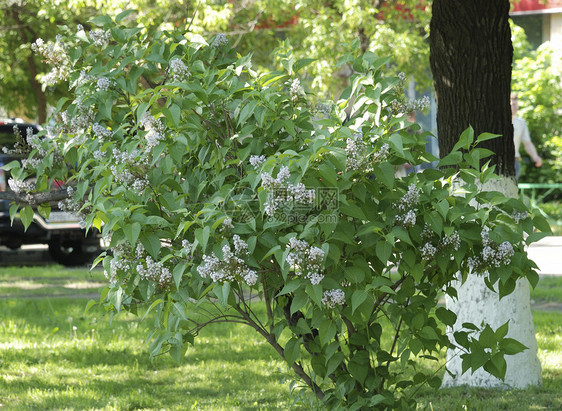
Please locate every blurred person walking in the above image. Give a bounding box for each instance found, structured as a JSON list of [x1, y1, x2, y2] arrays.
[[511, 93, 542, 180]]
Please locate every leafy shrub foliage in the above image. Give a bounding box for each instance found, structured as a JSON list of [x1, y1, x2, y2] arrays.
[[512, 23, 562, 190], [9, 12, 549, 409]]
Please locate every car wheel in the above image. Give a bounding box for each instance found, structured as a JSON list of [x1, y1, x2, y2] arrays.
[[48, 240, 93, 266]]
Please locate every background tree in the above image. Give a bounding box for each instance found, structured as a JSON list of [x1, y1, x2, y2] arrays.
[[430, 0, 514, 177], [430, 0, 542, 388], [0, 0, 186, 122], [0, 0, 434, 121]]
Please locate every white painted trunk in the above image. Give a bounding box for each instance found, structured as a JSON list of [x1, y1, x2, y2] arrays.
[[442, 177, 542, 388]]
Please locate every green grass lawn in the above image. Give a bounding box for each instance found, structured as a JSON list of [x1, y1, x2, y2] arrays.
[[0, 265, 561, 410]]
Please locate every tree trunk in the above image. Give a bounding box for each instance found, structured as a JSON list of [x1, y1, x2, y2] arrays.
[[430, 0, 514, 177], [430, 0, 541, 388]]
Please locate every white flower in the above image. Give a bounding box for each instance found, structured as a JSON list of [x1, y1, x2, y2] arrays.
[[373, 143, 390, 162], [170, 58, 190, 82], [420, 242, 437, 260], [221, 216, 234, 230], [212, 33, 229, 48], [401, 210, 416, 227], [8, 178, 34, 194], [286, 238, 325, 284], [89, 29, 111, 46], [346, 133, 364, 171], [96, 77, 112, 91], [92, 123, 112, 140], [322, 289, 346, 308], [289, 78, 303, 101], [442, 231, 461, 251], [249, 155, 266, 168]]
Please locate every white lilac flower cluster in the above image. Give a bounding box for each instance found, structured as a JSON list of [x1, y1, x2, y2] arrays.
[[390, 96, 431, 115], [32, 36, 70, 85], [373, 143, 390, 162], [261, 166, 315, 217], [181, 239, 194, 256], [24, 127, 48, 157], [394, 184, 420, 228], [140, 113, 166, 148], [286, 238, 325, 285], [105, 242, 131, 283], [511, 210, 529, 224], [420, 230, 460, 261], [321, 289, 346, 308], [92, 123, 112, 142], [221, 216, 234, 231], [135, 244, 173, 287], [169, 58, 191, 82], [109, 164, 150, 193], [420, 242, 438, 260], [89, 29, 112, 47], [21, 157, 41, 170], [59, 97, 95, 135], [466, 226, 515, 274], [2, 125, 28, 155], [249, 155, 266, 168], [196, 235, 258, 286], [289, 79, 304, 101], [441, 231, 461, 250], [346, 133, 365, 171], [96, 77, 113, 91], [212, 33, 229, 48], [57, 186, 86, 227], [107, 147, 150, 194], [7, 178, 35, 194]]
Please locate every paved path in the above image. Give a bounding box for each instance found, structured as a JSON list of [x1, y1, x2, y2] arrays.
[[527, 236, 562, 276]]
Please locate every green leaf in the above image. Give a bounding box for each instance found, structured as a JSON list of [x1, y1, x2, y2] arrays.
[[438, 151, 463, 167], [435, 307, 457, 327], [195, 226, 211, 253], [237, 100, 258, 127], [115, 9, 136, 23], [452, 126, 475, 152], [277, 280, 301, 297], [123, 222, 141, 247], [284, 337, 301, 366], [141, 298, 162, 322], [294, 58, 316, 72], [375, 241, 392, 264], [325, 352, 344, 376], [173, 262, 186, 290], [351, 289, 368, 314], [140, 233, 161, 258], [290, 290, 308, 315], [475, 132, 500, 144], [373, 162, 395, 188], [479, 325, 496, 348], [500, 338, 528, 355], [19, 206, 34, 230], [348, 351, 370, 384], [319, 318, 337, 345]]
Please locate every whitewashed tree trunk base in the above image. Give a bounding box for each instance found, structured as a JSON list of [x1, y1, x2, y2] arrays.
[[442, 177, 542, 389]]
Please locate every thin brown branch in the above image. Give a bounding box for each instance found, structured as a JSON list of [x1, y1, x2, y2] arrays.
[[0, 189, 70, 205], [232, 304, 325, 401]]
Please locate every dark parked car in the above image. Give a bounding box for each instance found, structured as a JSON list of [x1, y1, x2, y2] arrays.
[[0, 118, 102, 265]]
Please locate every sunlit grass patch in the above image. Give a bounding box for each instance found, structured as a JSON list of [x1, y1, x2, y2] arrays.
[[0, 269, 561, 409]]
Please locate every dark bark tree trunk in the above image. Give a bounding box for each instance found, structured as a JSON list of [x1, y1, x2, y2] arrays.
[[430, 0, 515, 177]]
